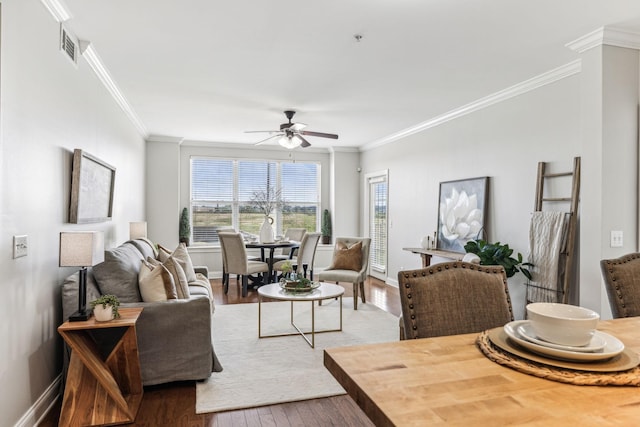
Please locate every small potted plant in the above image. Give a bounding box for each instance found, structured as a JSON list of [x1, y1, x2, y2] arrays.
[[179, 207, 191, 246], [90, 294, 121, 321], [464, 239, 533, 279], [321, 209, 332, 244]]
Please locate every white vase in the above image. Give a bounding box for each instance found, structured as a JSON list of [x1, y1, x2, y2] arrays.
[[421, 236, 430, 249], [94, 305, 114, 322], [260, 216, 275, 243]]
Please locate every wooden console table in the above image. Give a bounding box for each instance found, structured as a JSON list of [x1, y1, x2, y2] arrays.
[[58, 307, 144, 426], [402, 247, 464, 268]]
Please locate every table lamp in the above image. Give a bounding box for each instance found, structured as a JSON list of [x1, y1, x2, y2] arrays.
[[59, 231, 104, 321], [129, 221, 147, 239]]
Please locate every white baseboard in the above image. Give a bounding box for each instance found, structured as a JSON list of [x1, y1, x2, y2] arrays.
[[19, 375, 61, 427]]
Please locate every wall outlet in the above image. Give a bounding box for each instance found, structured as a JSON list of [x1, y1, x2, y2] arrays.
[[13, 235, 28, 258], [610, 230, 623, 248]]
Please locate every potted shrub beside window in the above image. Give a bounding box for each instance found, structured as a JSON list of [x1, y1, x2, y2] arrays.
[[321, 209, 332, 244], [179, 207, 190, 246]]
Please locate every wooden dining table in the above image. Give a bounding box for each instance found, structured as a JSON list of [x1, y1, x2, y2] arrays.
[[324, 317, 640, 426]]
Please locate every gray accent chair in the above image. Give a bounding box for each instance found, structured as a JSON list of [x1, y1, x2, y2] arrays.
[[61, 238, 222, 386], [600, 253, 640, 318], [317, 237, 371, 310], [397, 262, 513, 340], [219, 231, 270, 297], [273, 232, 321, 280]]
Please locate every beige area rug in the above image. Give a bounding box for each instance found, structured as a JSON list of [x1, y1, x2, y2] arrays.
[[196, 297, 399, 414]]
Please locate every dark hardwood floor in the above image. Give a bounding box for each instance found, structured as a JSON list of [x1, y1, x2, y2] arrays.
[[40, 277, 400, 426]]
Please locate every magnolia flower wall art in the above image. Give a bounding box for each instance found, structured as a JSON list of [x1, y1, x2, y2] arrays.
[[437, 177, 489, 252]]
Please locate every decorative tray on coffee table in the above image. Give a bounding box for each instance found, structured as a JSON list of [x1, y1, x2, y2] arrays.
[[279, 280, 320, 293]]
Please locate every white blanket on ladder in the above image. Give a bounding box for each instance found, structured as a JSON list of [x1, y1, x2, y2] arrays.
[[527, 211, 567, 303]]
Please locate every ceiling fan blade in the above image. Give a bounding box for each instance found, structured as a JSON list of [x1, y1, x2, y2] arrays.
[[298, 135, 311, 148], [254, 134, 281, 145], [244, 130, 280, 134], [290, 122, 307, 131], [300, 130, 339, 139]]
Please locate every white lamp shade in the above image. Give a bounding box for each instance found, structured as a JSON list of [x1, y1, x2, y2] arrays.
[[129, 221, 147, 239], [59, 231, 104, 267]]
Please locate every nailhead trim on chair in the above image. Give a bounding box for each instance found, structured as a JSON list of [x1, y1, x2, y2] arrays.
[[601, 253, 640, 317], [400, 261, 513, 339]]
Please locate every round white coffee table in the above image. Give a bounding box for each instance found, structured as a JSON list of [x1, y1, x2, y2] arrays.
[[257, 282, 345, 348]]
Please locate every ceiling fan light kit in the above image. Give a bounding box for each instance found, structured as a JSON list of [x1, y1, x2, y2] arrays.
[[246, 110, 338, 149], [279, 134, 302, 149]]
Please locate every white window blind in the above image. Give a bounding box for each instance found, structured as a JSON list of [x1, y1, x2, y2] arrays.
[[281, 162, 319, 230], [191, 159, 234, 243], [190, 157, 320, 244], [369, 175, 388, 273]]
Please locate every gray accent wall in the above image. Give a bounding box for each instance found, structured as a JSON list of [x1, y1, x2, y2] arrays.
[[1, 2, 145, 426]]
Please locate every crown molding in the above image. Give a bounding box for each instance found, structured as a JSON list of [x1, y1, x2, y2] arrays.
[[329, 146, 360, 153], [40, 0, 71, 22], [79, 41, 148, 138], [566, 26, 640, 53], [362, 59, 581, 151], [146, 135, 185, 144]]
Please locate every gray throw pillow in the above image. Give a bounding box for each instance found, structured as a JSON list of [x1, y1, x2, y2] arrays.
[[92, 244, 143, 302]]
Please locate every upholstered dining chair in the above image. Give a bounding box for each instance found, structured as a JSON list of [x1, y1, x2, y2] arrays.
[[270, 228, 307, 263], [600, 253, 640, 318], [317, 237, 371, 310], [397, 262, 513, 340], [273, 232, 322, 280], [218, 231, 270, 297]]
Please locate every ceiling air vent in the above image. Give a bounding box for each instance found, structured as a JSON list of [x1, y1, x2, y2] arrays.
[[59, 24, 78, 67]]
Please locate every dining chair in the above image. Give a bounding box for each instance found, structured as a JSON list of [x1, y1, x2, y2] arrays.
[[218, 231, 270, 297], [317, 237, 371, 310], [270, 228, 307, 263], [273, 232, 321, 280], [397, 262, 513, 340], [600, 253, 640, 318]]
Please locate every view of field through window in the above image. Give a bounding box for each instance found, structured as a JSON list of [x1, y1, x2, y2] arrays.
[[191, 158, 320, 244]]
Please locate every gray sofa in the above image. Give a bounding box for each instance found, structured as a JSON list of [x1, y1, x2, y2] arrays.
[[61, 238, 222, 386]]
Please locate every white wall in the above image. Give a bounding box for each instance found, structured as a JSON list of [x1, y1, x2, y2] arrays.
[[578, 45, 639, 319], [0, 1, 146, 426], [146, 138, 181, 246], [329, 148, 361, 241], [361, 76, 582, 320]]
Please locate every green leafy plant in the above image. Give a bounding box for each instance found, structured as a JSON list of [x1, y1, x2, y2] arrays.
[[179, 207, 190, 246], [464, 239, 533, 280], [321, 209, 332, 244], [281, 261, 293, 275], [90, 294, 121, 319]]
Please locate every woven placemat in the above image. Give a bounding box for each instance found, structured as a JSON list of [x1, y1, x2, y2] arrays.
[[477, 330, 640, 386]]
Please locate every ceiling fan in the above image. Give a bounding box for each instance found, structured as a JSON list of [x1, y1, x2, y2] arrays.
[[245, 110, 339, 149]]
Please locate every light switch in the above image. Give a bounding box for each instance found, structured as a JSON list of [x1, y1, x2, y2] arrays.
[[610, 230, 623, 248], [13, 235, 28, 258]]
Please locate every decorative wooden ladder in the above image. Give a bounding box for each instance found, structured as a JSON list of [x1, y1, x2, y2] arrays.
[[527, 156, 581, 304]]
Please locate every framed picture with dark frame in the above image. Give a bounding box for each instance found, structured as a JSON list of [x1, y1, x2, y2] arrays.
[[69, 149, 116, 223], [437, 176, 489, 253]]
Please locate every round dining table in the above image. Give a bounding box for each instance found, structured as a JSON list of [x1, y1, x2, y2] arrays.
[[245, 240, 300, 284]]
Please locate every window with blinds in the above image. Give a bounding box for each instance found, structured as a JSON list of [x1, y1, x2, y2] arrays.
[[190, 157, 320, 244], [369, 175, 388, 274]]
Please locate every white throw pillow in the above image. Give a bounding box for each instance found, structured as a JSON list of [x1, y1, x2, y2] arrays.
[[171, 243, 197, 283], [156, 243, 197, 283], [162, 256, 191, 299], [138, 260, 178, 302]]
